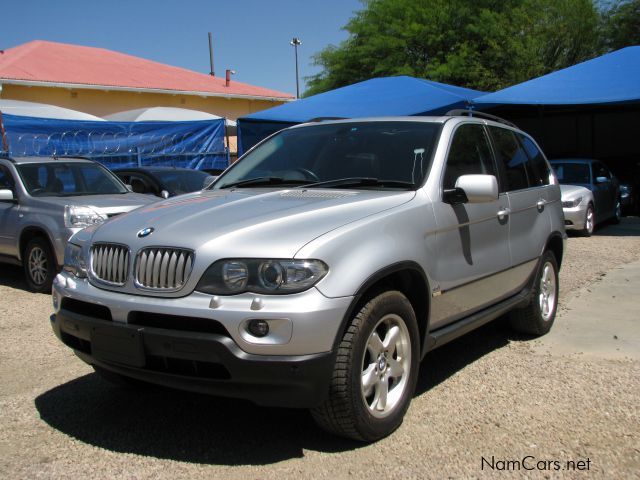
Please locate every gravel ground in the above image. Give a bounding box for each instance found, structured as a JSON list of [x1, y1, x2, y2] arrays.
[[1, 218, 639, 479]]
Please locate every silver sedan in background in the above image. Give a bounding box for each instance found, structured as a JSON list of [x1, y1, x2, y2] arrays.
[[560, 184, 595, 236]]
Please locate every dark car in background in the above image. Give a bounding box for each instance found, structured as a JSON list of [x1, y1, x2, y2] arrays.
[[114, 167, 215, 198], [620, 182, 638, 214], [550, 158, 621, 227]]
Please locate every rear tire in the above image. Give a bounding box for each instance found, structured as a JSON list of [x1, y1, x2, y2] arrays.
[[510, 251, 559, 336], [311, 291, 419, 442], [611, 199, 622, 224], [23, 237, 56, 293]]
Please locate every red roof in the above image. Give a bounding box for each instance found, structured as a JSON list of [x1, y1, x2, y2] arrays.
[[0, 40, 293, 100]]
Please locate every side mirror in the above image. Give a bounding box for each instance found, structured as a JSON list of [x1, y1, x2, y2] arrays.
[[0, 188, 16, 202], [160, 190, 170, 199], [447, 174, 499, 204], [595, 176, 609, 184], [125, 184, 134, 192]]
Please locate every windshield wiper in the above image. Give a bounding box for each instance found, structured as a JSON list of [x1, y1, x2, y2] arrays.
[[302, 177, 415, 190], [220, 177, 311, 189]]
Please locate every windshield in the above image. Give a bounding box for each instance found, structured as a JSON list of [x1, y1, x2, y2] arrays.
[[17, 162, 128, 197], [552, 162, 591, 185], [151, 169, 212, 194], [213, 121, 441, 190]]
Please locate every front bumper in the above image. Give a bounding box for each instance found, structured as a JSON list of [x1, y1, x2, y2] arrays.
[[562, 205, 587, 230], [50, 309, 334, 407], [51, 272, 353, 407]]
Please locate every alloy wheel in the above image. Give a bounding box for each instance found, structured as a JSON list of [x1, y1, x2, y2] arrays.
[[361, 313, 412, 418]]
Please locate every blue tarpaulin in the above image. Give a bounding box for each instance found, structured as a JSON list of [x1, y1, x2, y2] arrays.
[[473, 46, 640, 107], [0, 113, 228, 170], [237, 76, 485, 154]]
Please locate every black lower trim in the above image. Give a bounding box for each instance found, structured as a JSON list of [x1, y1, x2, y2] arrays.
[[424, 256, 540, 352], [425, 289, 530, 351], [0, 253, 21, 266], [51, 309, 334, 408]]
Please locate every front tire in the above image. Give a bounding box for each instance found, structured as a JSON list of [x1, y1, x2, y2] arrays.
[[311, 291, 420, 442], [579, 203, 595, 237], [23, 237, 56, 293], [510, 251, 559, 336]]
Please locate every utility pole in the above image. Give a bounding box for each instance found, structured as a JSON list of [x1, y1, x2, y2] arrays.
[[208, 32, 215, 76], [290, 37, 302, 98]]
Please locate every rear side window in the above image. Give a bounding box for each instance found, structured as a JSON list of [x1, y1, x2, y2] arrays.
[[0, 165, 15, 189], [489, 126, 531, 192], [518, 134, 550, 186], [443, 124, 496, 189]]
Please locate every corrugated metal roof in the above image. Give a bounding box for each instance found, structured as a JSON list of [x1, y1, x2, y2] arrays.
[[0, 40, 294, 101]]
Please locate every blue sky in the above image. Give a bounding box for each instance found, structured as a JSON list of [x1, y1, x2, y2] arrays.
[[1, 0, 363, 96]]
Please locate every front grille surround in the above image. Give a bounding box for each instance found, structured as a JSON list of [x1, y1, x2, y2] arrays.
[[90, 243, 130, 286], [134, 247, 195, 292]]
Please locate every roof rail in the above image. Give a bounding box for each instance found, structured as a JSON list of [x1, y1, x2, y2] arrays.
[[307, 117, 347, 123], [445, 109, 517, 128]]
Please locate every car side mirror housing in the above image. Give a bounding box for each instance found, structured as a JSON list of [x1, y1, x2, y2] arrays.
[[161, 190, 170, 199], [450, 174, 499, 204], [595, 176, 609, 184], [0, 188, 16, 202], [125, 184, 134, 192]]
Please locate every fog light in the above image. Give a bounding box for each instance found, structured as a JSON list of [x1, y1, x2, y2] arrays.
[[247, 319, 269, 337]]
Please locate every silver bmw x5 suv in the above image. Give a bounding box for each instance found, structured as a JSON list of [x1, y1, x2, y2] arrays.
[[51, 113, 565, 441]]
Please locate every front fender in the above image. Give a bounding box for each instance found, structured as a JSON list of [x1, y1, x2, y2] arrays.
[[295, 193, 437, 299]]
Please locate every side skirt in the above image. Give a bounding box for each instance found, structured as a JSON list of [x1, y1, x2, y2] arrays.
[[423, 256, 542, 354]]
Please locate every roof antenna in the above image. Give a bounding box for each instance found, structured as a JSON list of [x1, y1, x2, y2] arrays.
[[208, 32, 215, 76]]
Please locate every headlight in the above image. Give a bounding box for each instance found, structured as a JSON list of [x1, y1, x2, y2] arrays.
[[196, 259, 328, 295], [63, 243, 87, 278], [64, 205, 107, 228], [562, 197, 582, 208]]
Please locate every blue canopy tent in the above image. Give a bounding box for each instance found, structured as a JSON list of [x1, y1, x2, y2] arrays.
[[473, 46, 640, 107], [472, 46, 640, 186], [0, 113, 228, 171], [237, 76, 485, 154]]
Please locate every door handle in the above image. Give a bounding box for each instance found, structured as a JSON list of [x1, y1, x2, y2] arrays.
[[497, 208, 510, 220], [536, 199, 546, 211]]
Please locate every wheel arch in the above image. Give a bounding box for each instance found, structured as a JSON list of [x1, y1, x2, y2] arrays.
[[332, 261, 430, 358], [544, 232, 564, 268], [19, 226, 57, 266]]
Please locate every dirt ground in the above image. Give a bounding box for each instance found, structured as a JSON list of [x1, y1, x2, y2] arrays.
[[1, 219, 639, 479]]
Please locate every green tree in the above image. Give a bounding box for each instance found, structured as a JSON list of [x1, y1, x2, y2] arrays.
[[601, 0, 640, 51], [305, 0, 602, 96]]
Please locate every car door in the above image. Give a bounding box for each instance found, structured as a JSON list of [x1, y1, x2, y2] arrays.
[[593, 162, 616, 218], [430, 123, 511, 329], [0, 164, 19, 257], [489, 126, 549, 278]]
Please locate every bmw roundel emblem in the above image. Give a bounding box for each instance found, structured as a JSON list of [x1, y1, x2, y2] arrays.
[[137, 227, 155, 238]]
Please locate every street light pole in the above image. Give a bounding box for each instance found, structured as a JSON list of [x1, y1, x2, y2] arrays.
[[290, 37, 302, 99]]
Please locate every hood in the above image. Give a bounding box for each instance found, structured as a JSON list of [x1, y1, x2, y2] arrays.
[[38, 193, 156, 215], [559, 184, 591, 200], [90, 188, 415, 258]]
